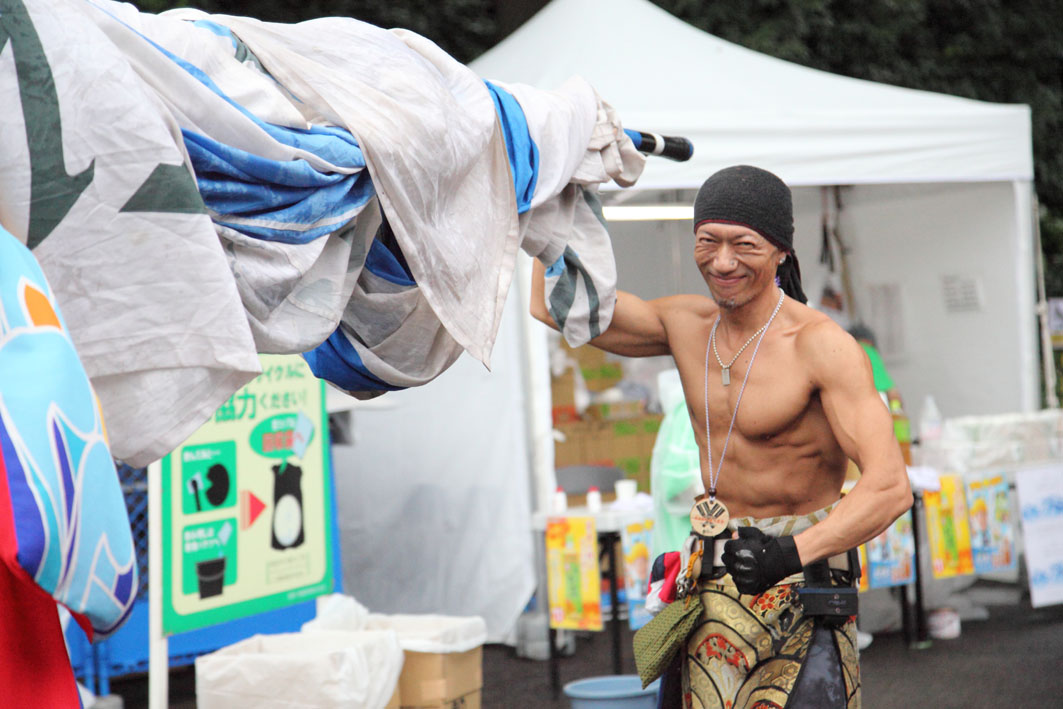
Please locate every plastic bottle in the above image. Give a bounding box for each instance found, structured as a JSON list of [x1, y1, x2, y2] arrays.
[[919, 394, 943, 443], [916, 394, 943, 468], [553, 486, 568, 514], [586, 486, 602, 514], [890, 398, 912, 465]]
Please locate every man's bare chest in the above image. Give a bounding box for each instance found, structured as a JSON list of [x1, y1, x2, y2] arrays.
[[672, 336, 815, 442]]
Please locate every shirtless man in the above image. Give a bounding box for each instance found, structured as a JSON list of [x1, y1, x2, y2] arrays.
[[531, 165, 911, 708]]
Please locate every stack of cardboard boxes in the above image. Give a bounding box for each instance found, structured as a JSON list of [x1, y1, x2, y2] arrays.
[[396, 644, 482, 709], [552, 343, 662, 494]]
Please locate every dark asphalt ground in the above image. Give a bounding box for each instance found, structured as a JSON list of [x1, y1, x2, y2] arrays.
[[112, 580, 1063, 708]]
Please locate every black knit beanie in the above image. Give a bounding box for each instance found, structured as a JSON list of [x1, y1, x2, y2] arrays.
[[693, 165, 807, 304]]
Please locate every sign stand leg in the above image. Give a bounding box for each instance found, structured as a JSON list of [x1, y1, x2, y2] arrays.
[[148, 461, 169, 709]]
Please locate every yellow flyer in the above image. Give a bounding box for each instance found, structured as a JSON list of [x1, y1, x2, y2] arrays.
[[620, 517, 654, 630], [924, 474, 975, 578], [965, 473, 1017, 574], [866, 511, 916, 589], [856, 544, 869, 592], [545, 516, 602, 630]]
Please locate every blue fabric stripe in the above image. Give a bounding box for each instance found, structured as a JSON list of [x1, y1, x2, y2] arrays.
[[192, 19, 238, 49], [365, 239, 415, 286], [302, 328, 407, 393], [186, 129, 373, 243], [110, 14, 376, 244], [0, 413, 46, 580], [485, 81, 539, 214], [545, 254, 565, 278], [141, 25, 365, 167]]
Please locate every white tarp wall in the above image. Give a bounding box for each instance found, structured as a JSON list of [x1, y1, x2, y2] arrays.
[[473, 0, 1038, 421], [330, 270, 549, 643]]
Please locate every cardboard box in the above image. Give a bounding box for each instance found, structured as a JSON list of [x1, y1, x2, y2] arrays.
[[562, 340, 606, 368], [627, 466, 651, 494], [584, 399, 644, 421], [562, 342, 624, 392], [550, 368, 576, 408], [405, 689, 480, 709], [582, 421, 615, 466], [554, 421, 589, 468], [399, 647, 482, 708], [385, 685, 401, 709], [551, 404, 580, 425], [581, 362, 624, 392]]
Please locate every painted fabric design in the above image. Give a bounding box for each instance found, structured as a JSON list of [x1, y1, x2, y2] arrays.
[[1, 0, 642, 465], [682, 581, 859, 709], [0, 227, 137, 639], [682, 503, 859, 709]]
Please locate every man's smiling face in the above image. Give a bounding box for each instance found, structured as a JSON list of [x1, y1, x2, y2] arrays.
[[693, 222, 781, 310]]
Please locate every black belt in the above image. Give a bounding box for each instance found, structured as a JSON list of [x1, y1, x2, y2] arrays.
[[695, 532, 860, 587]]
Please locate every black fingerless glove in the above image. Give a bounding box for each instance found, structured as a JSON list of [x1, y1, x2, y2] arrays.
[[721, 527, 803, 596]]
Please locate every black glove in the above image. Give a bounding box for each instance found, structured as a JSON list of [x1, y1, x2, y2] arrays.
[[721, 527, 803, 596]]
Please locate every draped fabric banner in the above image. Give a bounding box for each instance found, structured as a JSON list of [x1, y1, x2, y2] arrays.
[[0, 228, 136, 640], [2, 0, 643, 468]]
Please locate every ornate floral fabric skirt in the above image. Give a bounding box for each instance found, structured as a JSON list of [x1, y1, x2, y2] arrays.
[[681, 504, 859, 709], [681, 580, 859, 708]]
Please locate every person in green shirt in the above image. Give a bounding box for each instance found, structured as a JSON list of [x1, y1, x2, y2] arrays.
[[848, 324, 903, 411]]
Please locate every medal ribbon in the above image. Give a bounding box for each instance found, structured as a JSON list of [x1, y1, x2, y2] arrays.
[[703, 289, 785, 501]]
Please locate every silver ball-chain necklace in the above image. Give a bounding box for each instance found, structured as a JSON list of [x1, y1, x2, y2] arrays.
[[712, 302, 777, 386], [690, 288, 785, 537]]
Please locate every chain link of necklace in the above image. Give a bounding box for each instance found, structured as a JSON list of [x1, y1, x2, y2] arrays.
[[712, 295, 782, 384], [703, 289, 785, 501]]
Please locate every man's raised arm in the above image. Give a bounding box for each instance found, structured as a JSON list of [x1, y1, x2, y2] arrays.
[[792, 321, 913, 565], [530, 257, 672, 358]]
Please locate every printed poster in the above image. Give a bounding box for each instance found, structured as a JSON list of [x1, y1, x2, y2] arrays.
[[965, 473, 1017, 574], [866, 510, 916, 589], [159, 355, 333, 634], [620, 516, 654, 630], [1015, 464, 1063, 608], [855, 544, 869, 593], [545, 516, 602, 631], [924, 474, 975, 578]]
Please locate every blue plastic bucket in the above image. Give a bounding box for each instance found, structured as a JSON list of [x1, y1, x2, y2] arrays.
[[563, 675, 659, 709]]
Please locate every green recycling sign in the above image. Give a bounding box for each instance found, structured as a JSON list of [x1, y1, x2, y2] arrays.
[[159, 355, 333, 635]]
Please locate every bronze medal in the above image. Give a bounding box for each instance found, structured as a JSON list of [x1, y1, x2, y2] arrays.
[[690, 495, 730, 537]]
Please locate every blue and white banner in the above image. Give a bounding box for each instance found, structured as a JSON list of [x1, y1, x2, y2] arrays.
[[1015, 464, 1063, 608]]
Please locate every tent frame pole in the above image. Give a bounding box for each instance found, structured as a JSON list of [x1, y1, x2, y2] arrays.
[[1032, 193, 1059, 408]]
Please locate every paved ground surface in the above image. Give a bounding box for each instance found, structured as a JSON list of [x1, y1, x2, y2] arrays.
[[110, 580, 1063, 708]]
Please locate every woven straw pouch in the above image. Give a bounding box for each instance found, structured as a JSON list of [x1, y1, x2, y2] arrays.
[[632, 593, 703, 688]]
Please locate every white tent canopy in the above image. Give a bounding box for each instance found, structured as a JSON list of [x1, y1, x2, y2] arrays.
[[473, 0, 1039, 420], [474, 0, 1033, 188]]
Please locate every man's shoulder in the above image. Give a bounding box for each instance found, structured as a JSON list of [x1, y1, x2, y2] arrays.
[[789, 302, 867, 382], [790, 300, 851, 347]]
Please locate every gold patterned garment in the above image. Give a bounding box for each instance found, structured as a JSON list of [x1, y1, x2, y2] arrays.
[[681, 505, 860, 709]]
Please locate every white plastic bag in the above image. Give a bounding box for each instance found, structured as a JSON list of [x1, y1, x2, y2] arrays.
[[364, 614, 487, 654], [195, 630, 403, 709], [301, 593, 371, 633]]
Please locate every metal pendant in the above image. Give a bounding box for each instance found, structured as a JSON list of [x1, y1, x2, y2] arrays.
[[690, 495, 730, 537], [721, 366, 730, 386]]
